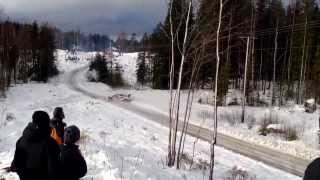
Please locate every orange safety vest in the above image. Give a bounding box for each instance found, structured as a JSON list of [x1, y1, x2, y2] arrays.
[[51, 128, 63, 145]]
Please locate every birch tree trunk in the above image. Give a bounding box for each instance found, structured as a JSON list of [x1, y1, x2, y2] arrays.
[[259, 39, 263, 91], [177, 58, 199, 168], [172, 0, 192, 168], [241, 37, 250, 123], [250, 0, 256, 90], [287, 0, 296, 84], [302, 46, 309, 99], [209, 0, 223, 178], [225, 11, 232, 104], [280, 38, 290, 106], [298, 16, 308, 104], [168, 0, 175, 167], [271, 21, 279, 106]]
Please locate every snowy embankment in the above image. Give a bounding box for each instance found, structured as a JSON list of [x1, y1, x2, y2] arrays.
[[112, 52, 320, 161], [0, 50, 298, 179]]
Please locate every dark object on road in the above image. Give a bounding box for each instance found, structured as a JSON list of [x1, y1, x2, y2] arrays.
[[10, 111, 61, 180], [304, 99, 317, 113], [108, 93, 132, 102], [50, 107, 67, 144], [303, 158, 320, 180], [61, 125, 87, 180]]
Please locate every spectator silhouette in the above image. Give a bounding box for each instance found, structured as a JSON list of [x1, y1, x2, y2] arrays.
[[50, 107, 67, 144], [60, 125, 87, 180], [304, 157, 320, 180], [10, 111, 61, 180]]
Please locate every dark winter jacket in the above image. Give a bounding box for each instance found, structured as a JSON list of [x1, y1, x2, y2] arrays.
[[50, 117, 66, 141], [60, 144, 87, 180], [10, 123, 61, 180], [303, 158, 320, 180]]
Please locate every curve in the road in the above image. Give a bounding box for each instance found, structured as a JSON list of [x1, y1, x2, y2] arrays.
[[67, 66, 310, 177]]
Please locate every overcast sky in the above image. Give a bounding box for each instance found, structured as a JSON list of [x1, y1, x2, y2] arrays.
[[0, 0, 168, 36]]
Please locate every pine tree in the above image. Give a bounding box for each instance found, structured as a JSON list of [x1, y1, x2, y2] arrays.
[[309, 2, 320, 102], [140, 33, 149, 51], [136, 52, 148, 86], [129, 33, 139, 52], [112, 63, 125, 87], [149, 23, 170, 89], [36, 25, 58, 82], [218, 57, 231, 105], [196, 0, 218, 88], [289, 0, 319, 103], [116, 32, 129, 54], [89, 53, 109, 82], [0, 20, 61, 95], [31, 22, 39, 79]]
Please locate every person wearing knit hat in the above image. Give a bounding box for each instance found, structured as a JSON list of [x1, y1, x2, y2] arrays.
[[64, 125, 80, 144], [50, 107, 67, 144], [60, 125, 87, 180], [9, 111, 61, 180], [32, 111, 50, 128]]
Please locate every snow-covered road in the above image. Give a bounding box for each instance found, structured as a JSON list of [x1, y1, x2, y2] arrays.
[[67, 65, 308, 177]]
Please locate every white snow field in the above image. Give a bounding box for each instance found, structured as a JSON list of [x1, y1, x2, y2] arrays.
[[0, 50, 299, 179], [112, 52, 320, 161]]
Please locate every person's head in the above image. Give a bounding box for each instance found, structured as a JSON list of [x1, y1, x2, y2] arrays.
[[64, 125, 81, 145], [32, 111, 51, 136], [53, 107, 65, 120]]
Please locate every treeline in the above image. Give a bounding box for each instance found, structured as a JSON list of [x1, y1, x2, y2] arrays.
[[145, 0, 320, 105], [115, 32, 144, 53], [55, 30, 113, 52], [55, 30, 146, 53], [0, 20, 58, 96]]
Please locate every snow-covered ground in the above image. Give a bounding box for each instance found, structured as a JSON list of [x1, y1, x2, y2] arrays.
[[111, 52, 320, 161], [0, 50, 299, 179]]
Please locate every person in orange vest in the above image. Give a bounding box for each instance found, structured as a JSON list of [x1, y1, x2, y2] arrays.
[[50, 107, 67, 145]]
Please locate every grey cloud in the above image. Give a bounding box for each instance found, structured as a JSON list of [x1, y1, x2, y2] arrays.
[[0, 0, 167, 36]]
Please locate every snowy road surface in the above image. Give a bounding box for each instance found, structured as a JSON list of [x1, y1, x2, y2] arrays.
[[67, 66, 310, 177]]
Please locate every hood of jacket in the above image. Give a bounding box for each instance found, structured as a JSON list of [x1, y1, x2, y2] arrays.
[[23, 122, 50, 142]]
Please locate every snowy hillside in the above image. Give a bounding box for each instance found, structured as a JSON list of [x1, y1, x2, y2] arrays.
[[0, 50, 299, 179]]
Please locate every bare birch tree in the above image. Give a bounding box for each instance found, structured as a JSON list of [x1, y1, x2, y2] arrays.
[[287, 0, 297, 85], [241, 37, 250, 123], [209, 0, 223, 178], [167, 0, 195, 168], [298, 16, 308, 104], [172, 0, 192, 168], [168, 0, 176, 167], [271, 20, 279, 106]]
